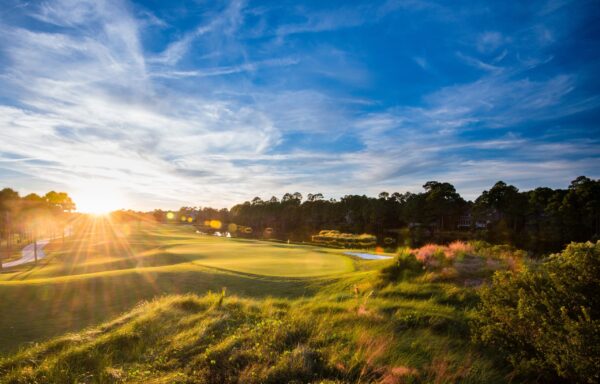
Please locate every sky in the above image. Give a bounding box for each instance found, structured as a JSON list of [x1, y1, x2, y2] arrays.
[[0, 0, 599, 211]]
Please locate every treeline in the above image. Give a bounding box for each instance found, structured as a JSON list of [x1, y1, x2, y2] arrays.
[[0, 188, 76, 259], [156, 176, 599, 254]]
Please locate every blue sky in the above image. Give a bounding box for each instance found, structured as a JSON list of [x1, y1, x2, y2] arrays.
[[0, 0, 599, 210]]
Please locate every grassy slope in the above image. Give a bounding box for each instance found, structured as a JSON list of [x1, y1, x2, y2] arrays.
[[0, 221, 509, 383], [0, 281, 507, 383], [0, 222, 355, 354]]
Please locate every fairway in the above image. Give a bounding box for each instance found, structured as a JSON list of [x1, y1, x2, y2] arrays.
[[166, 236, 354, 277], [0, 221, 355, 354]]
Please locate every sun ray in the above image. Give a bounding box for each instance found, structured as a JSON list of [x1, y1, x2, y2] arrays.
[[71, 184, 127, 215]]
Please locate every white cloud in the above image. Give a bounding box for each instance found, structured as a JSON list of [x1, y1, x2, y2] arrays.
[[456, 51, 503, 73], [476, 31, 507, 53], [149, 0, 246, 65], [153, 57, 299, 78], [275, 8, 366, 37], [0, 0, 285, 208], [150, 24, 215, 65], [413, 56, 428, 70], [0, 0, 597, 209]]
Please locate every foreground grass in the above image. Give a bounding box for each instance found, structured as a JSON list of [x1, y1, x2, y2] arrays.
[[0, 281, 507, 383]]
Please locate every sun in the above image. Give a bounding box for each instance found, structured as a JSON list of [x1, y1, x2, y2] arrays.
[[72, 184, 126, 215]]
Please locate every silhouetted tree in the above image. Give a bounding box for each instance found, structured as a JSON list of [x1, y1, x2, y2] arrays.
[[147, 176, 600, 254]]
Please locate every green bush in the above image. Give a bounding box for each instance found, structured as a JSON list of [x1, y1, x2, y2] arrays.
[[470, 240, 528, 260], [311, 230, 376, 248], [473, 241, 600, 383], [379, 249, 424, 284]]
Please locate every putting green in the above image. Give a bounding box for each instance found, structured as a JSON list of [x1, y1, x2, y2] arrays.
[[155, 228, 355, 277], [167, 241, 353, 277]]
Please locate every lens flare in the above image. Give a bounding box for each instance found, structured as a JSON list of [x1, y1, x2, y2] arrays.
[[71, 184, 126, 215], [209, 220, 222, 229]]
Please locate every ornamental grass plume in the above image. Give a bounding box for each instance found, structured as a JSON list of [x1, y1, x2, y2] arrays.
[[445, 241, 473, 260], [415, 244, 438, 262], [415, 244, 445, 268]]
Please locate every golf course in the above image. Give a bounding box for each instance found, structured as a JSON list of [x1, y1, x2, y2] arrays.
[[1, 216, 597, 383], [0, 217, 508, 383], [2, 0, 599, 381], [0, 219, 361, 355]]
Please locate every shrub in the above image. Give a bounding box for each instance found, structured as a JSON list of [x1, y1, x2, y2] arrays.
[[379, 249, 423, 284], [383, 237, 396, 245], [445, 241, 473, 260], [415, 244, 447, 269], [470, 240, 527, 260], [311, 230, 376, 248], [472, 241, 600, 383]]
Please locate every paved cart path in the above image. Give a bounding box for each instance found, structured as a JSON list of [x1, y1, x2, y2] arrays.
[[2, 239, 50, 268]]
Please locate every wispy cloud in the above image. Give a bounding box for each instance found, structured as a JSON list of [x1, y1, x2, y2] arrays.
[[275, 7, 366, 37], [150, 24, 214, 65], [149, 0, 246, 65], [456, 51, 503, 73], [0, 0, 284, 207], [413, 56, 429, 70], [153, 57, 299, 78], [476, 31, 508, 53], [0, 0, 598, 208]]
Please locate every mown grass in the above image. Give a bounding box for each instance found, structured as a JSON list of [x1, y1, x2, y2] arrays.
[[3, 223, 354, 282]]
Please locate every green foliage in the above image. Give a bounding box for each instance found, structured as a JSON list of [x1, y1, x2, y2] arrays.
[[470, 240, 527, 259], [473, 241, 600, 383], [0, 280, 507, 384], [379, 249, 424, 284], [312, 230, 377, 248], [0, 188, 75, 249]]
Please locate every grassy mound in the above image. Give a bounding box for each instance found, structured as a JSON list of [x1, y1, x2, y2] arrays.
[[0, 277, 507, 383]]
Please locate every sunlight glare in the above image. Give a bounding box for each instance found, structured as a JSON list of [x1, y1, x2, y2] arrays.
[[72, 184, 126, 215]]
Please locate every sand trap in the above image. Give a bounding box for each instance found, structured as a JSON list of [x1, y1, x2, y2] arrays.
[[345, 252, 392, 260]]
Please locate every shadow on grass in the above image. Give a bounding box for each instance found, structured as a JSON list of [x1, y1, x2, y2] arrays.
[[0, 267, 317, 355]]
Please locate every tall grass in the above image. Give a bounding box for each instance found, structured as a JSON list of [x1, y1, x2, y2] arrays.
[[0, 276, 511, 383]]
